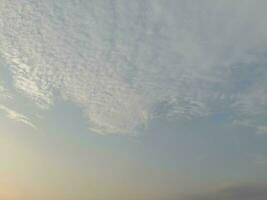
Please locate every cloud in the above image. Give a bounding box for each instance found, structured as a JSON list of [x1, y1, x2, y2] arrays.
[[0, 0, 267, 134], [0, 84, 6, 97], [0, 84, 12, 100], [257, 126, 267, 134], [0, 105, 36, 129], [182, 182, 267, 200], [233, 119, 267, 134]]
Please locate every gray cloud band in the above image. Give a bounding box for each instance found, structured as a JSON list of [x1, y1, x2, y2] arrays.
[[182, 183, 267, 200]]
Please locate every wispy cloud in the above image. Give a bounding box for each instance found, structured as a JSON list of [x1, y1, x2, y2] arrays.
[[0, 84, 12, 100], [0, 105, 36, 129], [233, 119, 267, 134], [0, 0, 267, 134]]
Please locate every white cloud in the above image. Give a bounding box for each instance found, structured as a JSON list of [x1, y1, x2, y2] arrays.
[[0, 0, 267, 134], [0, 105, 36, 129]]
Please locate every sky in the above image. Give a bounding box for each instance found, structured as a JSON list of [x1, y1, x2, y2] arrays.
[[0, 0, 267, 199]]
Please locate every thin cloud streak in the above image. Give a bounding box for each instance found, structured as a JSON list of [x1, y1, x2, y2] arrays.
[[0, 105, 36, 129]]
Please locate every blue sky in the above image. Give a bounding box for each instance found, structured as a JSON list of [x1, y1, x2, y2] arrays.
[[1, 0, 267, 199]]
